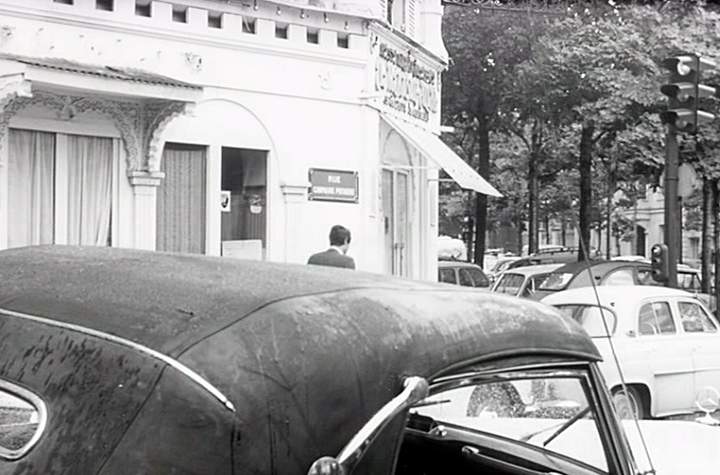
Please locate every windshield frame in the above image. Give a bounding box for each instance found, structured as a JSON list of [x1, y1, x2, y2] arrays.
[[412, 362, 638, 475]]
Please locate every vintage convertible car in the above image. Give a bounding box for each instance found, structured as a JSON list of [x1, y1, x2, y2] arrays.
[[0, 246, 718, 474]]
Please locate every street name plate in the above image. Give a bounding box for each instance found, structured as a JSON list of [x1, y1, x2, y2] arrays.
[[308, 168, 358, 203]]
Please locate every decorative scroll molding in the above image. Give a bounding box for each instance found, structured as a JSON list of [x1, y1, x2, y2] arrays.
[[0, 89, 144, 171], [145, 101, 195, 173], [0, 86, 196, 180]]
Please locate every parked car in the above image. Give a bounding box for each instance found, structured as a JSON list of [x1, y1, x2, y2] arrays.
[[1, 246, 719, 474], [507, 249, 600, 270], [485, 255, 521, 282], [437, 260, 490, 288], [535, 259, 714, 309], [542, 285, 720, 421], [490, 263, 563, 299]]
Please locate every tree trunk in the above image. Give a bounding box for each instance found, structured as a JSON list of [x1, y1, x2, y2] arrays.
[[606, 164, 614, 260], [702, 177, 713, 293], [473, 110, 490, 266], [578, 122, 594, 261], [527, 124, 540, 255]]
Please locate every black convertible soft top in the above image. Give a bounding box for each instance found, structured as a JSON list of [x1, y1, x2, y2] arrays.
[[0, 246, 600, 362]]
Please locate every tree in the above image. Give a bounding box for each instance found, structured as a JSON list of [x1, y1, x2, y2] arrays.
[[442, 5, 552, 262]]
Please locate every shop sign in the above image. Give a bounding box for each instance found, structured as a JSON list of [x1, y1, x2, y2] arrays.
[[374, 42, 439, 123], [308, 168, 359, 203]]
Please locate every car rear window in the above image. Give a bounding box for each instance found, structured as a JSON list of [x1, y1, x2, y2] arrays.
[[439, 268, 456, 284], [553, 304, 617, 337]]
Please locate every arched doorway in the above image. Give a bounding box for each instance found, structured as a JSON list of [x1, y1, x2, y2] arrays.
[[381, 127, 414, 277], [160, 99, 276, 258]]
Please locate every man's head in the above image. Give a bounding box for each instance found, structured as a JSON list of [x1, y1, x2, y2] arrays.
[[329, 225, 351, 254]]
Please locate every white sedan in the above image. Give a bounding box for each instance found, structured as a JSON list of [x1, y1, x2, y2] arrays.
[[542, 285, 720, 419]]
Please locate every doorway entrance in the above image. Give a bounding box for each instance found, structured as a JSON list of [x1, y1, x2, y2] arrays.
[[221, 147, 267, 260], [383, 168, 410, 276]]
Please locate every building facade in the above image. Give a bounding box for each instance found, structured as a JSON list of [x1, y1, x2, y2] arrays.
[[0, 0, 497, 280]]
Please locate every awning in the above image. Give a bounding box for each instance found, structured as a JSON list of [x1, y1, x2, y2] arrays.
[[383, 115, 501, 197], [0, 54, 201, 102]]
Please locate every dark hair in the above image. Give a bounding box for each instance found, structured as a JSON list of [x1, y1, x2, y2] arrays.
[[329, 225, 351, 246]]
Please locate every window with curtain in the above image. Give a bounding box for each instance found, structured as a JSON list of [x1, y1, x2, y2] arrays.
[[7, 129, 113, 248], [8, 129, 55, 248], [66, 134, 113, 246], [156, 143, 206, 254]]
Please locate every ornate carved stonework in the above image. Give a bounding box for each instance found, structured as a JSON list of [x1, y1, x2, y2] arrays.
[[145, 101, 195, 172], [0, 88, 196, 179]]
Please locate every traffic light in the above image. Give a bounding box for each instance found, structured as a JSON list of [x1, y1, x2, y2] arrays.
[[660, 55, 716, 133], [650, 243, 669, 283]]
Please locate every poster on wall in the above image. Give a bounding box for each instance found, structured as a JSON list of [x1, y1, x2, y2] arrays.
[[220, 190, 231, 212], [308, 168, 359, 203]]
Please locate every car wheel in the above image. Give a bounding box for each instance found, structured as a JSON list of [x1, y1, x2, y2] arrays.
[[612, 386, 646, 420]]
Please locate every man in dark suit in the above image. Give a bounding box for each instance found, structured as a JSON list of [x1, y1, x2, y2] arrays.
[[307, 225, 356, 269]]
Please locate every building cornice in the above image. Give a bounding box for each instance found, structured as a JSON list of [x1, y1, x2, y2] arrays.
[[0, 4, 369, 69]]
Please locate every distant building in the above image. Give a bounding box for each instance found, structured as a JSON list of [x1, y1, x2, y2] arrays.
[[0, 0, 496, 280]]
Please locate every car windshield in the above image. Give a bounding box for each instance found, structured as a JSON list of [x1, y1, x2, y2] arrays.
[[538, 272, 574, 291], [405, 367, 610, 473], [492, 273, 524, 295], [553, 304, 617, 337]]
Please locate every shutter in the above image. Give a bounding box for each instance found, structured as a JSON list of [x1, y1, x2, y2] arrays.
[[379, 0, 388, 22], [405, 0, 416, 37]]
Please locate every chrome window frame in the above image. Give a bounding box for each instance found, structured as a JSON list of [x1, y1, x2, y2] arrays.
[[0, 379, 48, 461], [414, 363, 628, 475]]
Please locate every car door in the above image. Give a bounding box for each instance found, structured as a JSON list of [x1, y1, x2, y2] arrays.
[[634, 300, 695, 415], [674, 298, 720, 400]]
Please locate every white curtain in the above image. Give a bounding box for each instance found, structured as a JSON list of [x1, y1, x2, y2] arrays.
[[66, 134, 112, 246], [156, 144, 206, 254], [8, 129, 55, 248]]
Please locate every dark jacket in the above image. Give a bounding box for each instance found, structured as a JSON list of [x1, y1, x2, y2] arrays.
[[307, 248, 356, 269]]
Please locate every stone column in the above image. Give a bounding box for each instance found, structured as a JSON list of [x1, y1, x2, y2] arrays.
[[128, 171, 164, 250], [280, 182, 309, 264]]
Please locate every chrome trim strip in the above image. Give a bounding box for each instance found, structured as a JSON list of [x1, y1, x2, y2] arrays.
[[0, 308, 235, 412], [0, 379, 48, 460]]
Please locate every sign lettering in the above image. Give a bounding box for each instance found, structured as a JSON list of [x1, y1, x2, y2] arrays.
[[374, 42, 439, 122], [308, 168, 359, 203]]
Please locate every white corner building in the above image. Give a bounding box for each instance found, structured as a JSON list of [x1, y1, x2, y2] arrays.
[[0, 0, 497, 280]]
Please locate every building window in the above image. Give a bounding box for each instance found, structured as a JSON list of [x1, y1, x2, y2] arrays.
[[53, 0, 73, 4], [96, 0, 113, 11], [135, 0, 151, 17], [208, 12, 222, 29], [7, 129, 114, 248], [337, 34, 349, 49], [275, 24, 288, 39], [387, 0, 405, 29], [242, 18, 256, 34], [307, 29, 319, 44], [172, 6, 187, 23], [689, 236, 700, 260]]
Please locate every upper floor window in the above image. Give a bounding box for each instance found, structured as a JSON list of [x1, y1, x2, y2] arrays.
[[387, 0, 406, 31]]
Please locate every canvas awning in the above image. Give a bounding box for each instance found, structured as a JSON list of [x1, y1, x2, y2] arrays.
[[383, 114, 501, 197]]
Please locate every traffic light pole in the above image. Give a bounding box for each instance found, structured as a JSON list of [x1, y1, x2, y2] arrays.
[[664, 122, 679, 288]]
